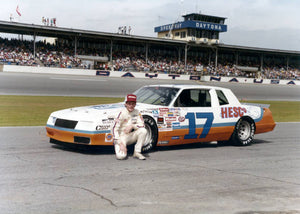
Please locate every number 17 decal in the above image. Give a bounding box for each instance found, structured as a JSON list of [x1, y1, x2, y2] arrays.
[[184, 112, 214, 139]]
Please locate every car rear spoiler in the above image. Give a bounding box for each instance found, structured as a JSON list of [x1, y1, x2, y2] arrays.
[[241, 103, 270, 108]]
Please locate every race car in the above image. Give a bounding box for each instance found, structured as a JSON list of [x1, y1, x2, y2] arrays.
[[46, 84, 276, 151]]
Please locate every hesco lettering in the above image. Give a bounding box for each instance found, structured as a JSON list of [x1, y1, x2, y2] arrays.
[[221, 107, 247, 118]]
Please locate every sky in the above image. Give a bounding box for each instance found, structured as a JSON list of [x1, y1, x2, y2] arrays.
[[1, 0, 300, 51]]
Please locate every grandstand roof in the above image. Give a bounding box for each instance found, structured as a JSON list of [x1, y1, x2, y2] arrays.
[[218, 43, 300, 55], [0, 20, 299, 56], [0, 20, 185, 46]]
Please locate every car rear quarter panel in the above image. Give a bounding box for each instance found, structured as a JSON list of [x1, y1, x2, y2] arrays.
[[255, 108, 276, 134]]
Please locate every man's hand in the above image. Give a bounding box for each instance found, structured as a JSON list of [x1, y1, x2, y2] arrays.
[[124, 124, 134, 134], [119, 141, 127, 154]]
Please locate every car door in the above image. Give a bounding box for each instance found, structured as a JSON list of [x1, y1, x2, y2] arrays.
[[172, 88, 216, 143]]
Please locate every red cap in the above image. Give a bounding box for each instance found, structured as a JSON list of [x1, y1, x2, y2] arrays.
[[125, 94, 137, 102]]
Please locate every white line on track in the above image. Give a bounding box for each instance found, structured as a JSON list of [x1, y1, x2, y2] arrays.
[[50, 77, 106, 81]]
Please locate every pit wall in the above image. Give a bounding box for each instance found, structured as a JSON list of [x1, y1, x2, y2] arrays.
[[3, 65, 300, 86]]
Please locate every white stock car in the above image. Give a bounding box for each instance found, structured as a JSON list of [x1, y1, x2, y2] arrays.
[[46, 84, 276, 151]]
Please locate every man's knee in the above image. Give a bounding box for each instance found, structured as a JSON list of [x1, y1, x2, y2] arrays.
[[116, 152, 127, 160], [114, 144, 127, 160]]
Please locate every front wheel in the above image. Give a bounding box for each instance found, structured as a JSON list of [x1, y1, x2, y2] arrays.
[[142, 116, 158, 152], [231, 118, 255, 146]]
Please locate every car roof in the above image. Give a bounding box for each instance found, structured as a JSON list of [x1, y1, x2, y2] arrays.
[[144, 84, 228, 91]]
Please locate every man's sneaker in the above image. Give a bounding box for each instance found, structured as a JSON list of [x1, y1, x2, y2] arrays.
[[133, 152, 146, 160]]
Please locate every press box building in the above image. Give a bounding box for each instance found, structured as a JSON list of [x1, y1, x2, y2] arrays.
[[154, 13, 227, 44]]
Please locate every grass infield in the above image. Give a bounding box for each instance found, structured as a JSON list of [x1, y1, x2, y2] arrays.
[[0, 96, 123, 126], [0, 95, 299, 126]]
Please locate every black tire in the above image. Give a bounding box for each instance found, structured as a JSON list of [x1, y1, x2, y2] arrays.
[[142, 115, 158, 152], [231, 118, 255, 146]]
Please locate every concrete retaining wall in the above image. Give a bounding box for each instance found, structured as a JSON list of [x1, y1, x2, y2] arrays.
[[3, 65, 300, 86], [3, 65, 96, 76]]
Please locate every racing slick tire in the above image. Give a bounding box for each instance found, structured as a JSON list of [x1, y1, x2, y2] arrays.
[[142, 115, 158, 152], [231, 118, 255, 146]]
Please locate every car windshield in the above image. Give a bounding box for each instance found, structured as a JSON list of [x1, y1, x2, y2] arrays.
[[134, 86, 179, 106]]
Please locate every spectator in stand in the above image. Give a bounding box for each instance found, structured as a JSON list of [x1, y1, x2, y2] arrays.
[[0, 37, 299, 80]]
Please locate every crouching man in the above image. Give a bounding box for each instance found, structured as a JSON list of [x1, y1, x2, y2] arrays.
[[112, 94, 147, 160]]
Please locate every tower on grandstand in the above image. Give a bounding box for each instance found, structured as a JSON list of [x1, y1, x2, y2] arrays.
[[154, 13, 227, 45]]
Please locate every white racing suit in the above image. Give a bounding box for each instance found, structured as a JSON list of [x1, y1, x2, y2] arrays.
[[112, 108, 147, 159]]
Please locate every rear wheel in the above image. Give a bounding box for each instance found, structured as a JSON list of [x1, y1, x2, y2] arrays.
[[142, 116, 158, 152], [231, 118, 255, 146]]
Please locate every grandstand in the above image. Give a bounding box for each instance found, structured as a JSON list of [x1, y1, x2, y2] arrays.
[[0, 14, 299, 80]]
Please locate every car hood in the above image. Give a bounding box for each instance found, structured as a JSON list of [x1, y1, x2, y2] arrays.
[[49, 103, 124, 122], [47, 102, 163, 129]]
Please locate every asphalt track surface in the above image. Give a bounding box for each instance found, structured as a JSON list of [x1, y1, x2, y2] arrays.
[[0, 72, 299, 100], [0, 72, 300, 213], [0, 124, 299, 214]]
